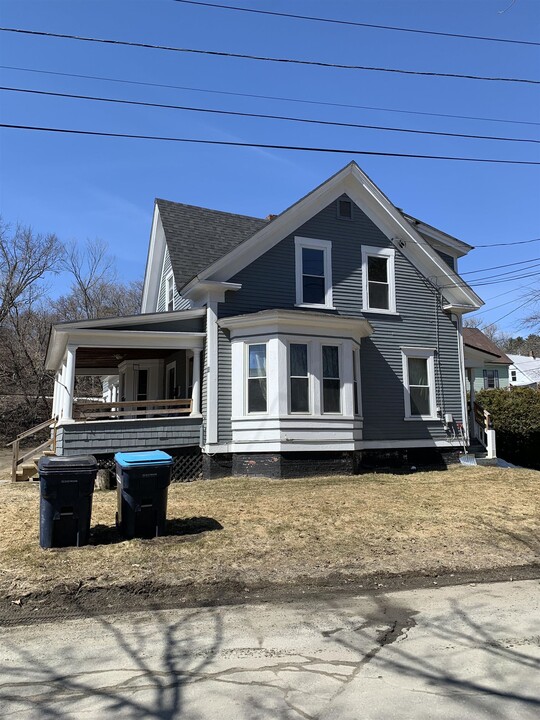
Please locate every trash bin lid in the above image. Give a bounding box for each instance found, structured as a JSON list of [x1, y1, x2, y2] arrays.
[[114, 450, 173, 468], [38, 455, 98, 472]]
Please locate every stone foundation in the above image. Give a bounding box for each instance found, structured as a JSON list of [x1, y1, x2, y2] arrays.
[[202, 447, 461, 479]]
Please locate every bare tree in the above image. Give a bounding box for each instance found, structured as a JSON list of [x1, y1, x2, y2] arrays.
[[463, 317, 505, 344], [0, 219, 63, 326], [55, 239, 142, 321]]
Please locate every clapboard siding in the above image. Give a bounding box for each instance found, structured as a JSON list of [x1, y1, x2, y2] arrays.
[[56, 417, 202, 456], [156, 247, 182, 312], [216, 195, 463, 445]]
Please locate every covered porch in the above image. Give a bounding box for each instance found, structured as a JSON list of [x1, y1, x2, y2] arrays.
[[45, 310, 206, 457]]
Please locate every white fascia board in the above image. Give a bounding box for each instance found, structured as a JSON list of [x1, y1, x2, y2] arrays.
[[46, 329, 205, 371], [141, 203, 166, 313], [182, 161, 482, 311], [55, 308, 206, 331], [219, 309, 373, 342]]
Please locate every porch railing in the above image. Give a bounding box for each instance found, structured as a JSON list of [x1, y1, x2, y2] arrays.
[[73, 398, 193, 421], [472, 401, 497, 459], [7, 416, 58, 482]]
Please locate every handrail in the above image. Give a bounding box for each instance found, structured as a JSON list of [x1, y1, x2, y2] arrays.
[[73, 398, 193, 421], [8, 416, 58, 482], [6, 416, 57, 446]]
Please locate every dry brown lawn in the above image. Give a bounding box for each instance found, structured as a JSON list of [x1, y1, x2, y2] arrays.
[[0, 465, 538, 599]]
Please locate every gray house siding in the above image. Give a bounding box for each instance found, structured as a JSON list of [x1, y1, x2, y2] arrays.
[[216, 195, 463, 445], [56, 417, 202, 456], [156, 247, 182, 312], [97, 317, 204, 333]]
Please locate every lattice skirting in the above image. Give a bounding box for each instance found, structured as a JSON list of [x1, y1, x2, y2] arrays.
[[96, 448, 203, 483]]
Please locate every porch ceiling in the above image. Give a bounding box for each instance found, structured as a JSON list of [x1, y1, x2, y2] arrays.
[[75, 347, 176, 369]]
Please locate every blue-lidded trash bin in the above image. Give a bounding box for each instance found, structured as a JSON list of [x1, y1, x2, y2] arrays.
[[38, 455, 98, 548], [114, 450, 173, 539]]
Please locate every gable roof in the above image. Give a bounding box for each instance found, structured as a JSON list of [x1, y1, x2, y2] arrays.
[[178, 161, 482, 312], [463, 327, 512, 364], [156, 199, 268, 289]]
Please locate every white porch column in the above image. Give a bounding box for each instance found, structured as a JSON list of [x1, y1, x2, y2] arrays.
[[191, 348, 202, 415], [206, 301, 218, 443], [61, 344, 77, 421], [52, 371, 61, 418]]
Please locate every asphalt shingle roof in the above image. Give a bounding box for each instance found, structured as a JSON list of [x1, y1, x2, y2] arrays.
[[463, 327, 512, 364], [156, 199, 268, 290]]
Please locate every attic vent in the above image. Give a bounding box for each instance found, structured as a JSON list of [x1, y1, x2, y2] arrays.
[[337, 199, 352, 220]]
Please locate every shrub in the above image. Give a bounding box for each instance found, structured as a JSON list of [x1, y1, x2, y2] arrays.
[[476, 387, 540, 468]]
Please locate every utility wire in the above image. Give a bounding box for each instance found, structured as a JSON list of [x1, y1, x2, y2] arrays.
[[474, 237, 540, 247], [1, 27, 539, 85], [173, 0, 540, 48], [460, 257, 540, 275], [3, 64, 538, 128], [1, 122, 539, 165], [3, 85, 538, 146], [483, 297, 532, 326]]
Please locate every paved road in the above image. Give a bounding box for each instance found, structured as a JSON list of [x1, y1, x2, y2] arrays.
[[1, 579, 539, 719]]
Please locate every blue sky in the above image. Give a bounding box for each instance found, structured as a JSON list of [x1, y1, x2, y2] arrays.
[[0, 0, 539, 334]]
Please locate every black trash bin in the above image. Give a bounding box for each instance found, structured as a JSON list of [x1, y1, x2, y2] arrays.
[[38, 455, 98, 549], [114, 450, 173, 539]]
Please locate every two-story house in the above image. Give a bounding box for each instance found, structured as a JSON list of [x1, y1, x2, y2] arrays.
[[44, 162, 483, 479]]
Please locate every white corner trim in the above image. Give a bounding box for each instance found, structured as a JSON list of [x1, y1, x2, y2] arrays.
[[205, 301, 219, 444], [361, 245, 396, 314]]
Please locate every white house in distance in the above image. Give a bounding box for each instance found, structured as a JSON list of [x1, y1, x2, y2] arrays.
[[508, 354, 540, 387]]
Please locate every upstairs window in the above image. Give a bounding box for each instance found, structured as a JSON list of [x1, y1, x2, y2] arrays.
[[166, 273, 175, 312], [362, 246, 396, 313], [247, 344, 267, 413], [295, 237, 333, 308], [289, 343, 309, 413], [322, 345, 341, 413]]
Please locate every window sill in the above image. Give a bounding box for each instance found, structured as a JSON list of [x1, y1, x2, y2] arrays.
[[295, 303, 336, 311], [362, 308, 399, 316]]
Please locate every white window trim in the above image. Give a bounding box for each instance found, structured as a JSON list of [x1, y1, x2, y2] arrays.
[[245, 342, 269, 416], [401, 347, 437, 421], [295, 236, 334, 309], [361, 245, 396, 314], [165, 271, 175, 312]]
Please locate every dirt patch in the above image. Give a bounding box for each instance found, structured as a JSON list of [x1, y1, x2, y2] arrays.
[[0, 466, 538, 622]]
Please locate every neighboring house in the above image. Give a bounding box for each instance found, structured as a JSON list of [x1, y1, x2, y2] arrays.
[[463, 328, 511, 393], [44, 162, 485, 478], [508, 353, 540, 387]]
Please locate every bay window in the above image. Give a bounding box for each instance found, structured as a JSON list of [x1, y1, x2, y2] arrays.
[[322, 345, 341, 413], [289, 343, 309, 413]]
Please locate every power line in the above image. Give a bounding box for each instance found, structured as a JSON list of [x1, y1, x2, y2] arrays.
[[3, 85, 538, 146], [3, 64, 538, 128], [440, 270, 540, 289], [467, 261, 540, 284], [173, 1, 540, 48], [1, 27, 539, 85], [460, 257, 540, 275], [1, 122, 539, 164], [483, 297, 532, 327], [474, 237, 540, 248]]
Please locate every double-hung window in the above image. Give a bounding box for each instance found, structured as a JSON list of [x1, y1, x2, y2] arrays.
[[401, 348, 436, 420], [322, 345, 341, 413], [247, 344, 267, 413], [483, 369, 500, 389], [362, 246, 396, 313], [289, 343, 309, 413], [295, 237, 333, 308]]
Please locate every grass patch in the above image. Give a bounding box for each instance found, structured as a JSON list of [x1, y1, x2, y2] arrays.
[[0, 465, 539, 599]]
